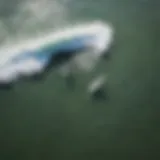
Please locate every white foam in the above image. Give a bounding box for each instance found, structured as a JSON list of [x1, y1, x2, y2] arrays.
[[0, 21, 113, 66], [88, 75, 107, 93], [0, 21, 114, 83], [0, 58, 44, 82]]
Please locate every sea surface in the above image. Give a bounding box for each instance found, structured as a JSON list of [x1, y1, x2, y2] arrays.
[[0, 0, 160, 159]]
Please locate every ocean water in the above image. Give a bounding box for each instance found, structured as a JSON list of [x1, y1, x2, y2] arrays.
[[0, 0, 160, 159]]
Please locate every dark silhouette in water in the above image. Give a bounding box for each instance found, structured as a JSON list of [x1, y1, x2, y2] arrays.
[[0, 83, 14, 90], [31, 47, 86, 80], [91, 88, 108, 101]]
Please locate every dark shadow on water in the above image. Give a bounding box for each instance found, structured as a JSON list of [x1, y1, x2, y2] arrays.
[[90, 89, 109, 102], [0, 83, 14, 91]]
